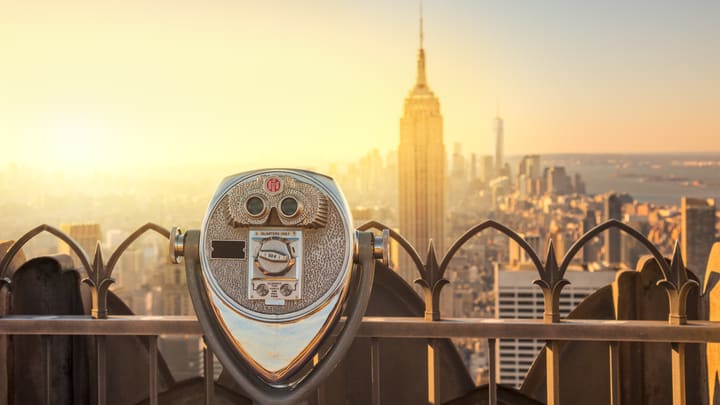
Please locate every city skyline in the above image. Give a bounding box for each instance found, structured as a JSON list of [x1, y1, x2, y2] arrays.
[[2, 1, 720, 174]]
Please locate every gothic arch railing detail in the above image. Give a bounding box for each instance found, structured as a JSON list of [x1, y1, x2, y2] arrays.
[[556, 219, 696, 325], [558, 219, 671, 280], [0, 222, 171, 319], [105, 223, 171, 277], [0, 224, 93, 281], [0, 219, 698, 325], [358, 218, 697, 326], [440, 220, 545, 278]]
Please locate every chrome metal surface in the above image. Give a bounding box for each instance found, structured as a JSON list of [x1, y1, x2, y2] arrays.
[[192, 169, 359, 387], [199, 169, 354, 321], [169, 226, 185, 264], [185, 229, 376, 405], [373, 229, 390, 266]]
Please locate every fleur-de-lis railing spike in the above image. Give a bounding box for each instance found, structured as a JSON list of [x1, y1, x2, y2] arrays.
[[533, 239, 570, 323], [414, 239, 448, 321], [83, 241, 115, 319], [657, 240, 699, 325]]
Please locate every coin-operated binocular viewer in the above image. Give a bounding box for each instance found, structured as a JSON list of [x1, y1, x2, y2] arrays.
[[171, 169, 388, 404]]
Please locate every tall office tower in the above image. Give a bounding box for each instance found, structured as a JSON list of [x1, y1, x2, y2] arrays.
[[470, 153, 478, 181], [494, 117, 504, 176], [518, 155, 540, 180], [494, 266, 616, 387], [518, 155, 541, 196], [449, 143, 467, 202], [58, 223, 102, 265], [604, 193, 622, 267], [545, 166, 572, 195], [480, 155, 494, 182], [681, 197, 716, 283], [451, 142, 466, 181], [398, 8, 446, 286]]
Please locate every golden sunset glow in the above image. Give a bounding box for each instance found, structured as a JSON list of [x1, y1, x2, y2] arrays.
[[1, 0, 719, 174]]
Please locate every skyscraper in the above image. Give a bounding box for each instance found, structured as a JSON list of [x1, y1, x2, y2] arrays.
[[398, 9, 445, 285], [58, 223, 102, 266], [604, 193, 622, 267], [494, 116, 504, 176], [681, 197, 716, 283]]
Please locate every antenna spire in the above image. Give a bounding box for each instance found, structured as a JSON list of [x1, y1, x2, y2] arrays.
[[414, 0, 428, 88], [419, 0, 424, 49]]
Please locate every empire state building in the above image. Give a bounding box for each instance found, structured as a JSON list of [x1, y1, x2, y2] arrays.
[[397, 16, 446, 284]]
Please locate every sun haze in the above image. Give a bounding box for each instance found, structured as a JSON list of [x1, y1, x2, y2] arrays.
[[1, 0, 719, 175]]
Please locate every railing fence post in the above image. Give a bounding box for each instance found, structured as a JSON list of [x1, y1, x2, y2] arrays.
[[609, 341, 620, 405], [96, 335, 107, 405], [43, 335, 51, 405], [488, 338, 497, 405], [148, 335, 158, 405], [203, 338, 214, 405], [546, 340, 561, 405], [371, 338, 381, 405], [671, 342, 687, 405], [427, 339, 441, 405]]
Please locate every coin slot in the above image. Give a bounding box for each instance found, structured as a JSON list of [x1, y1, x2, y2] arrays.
[[211, 240, 247, 259]]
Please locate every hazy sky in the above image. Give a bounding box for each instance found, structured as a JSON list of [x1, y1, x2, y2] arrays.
[[2, 0, 719, 173]]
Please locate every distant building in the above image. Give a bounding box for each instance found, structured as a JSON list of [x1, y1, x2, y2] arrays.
[[469, 153, 478, 181], [508, 234, 542, 268], [518, 155, 541, 180], [545, 166, 572, 196], [582, 209, 599, 263], [494, 266, 617, 387], [572, 173, 586, 195], [494, 117, 504, 177], [604, 193, 622, 267], [398, 15, 446, 287], [58, 223, 102, 265], [517, 155, 541, 198], [681, 197, 716, 283], [158, 262, 192, 316], [621, 215, 651, 269], [480, 155, 494, 182], [449, 143, 468, 202]]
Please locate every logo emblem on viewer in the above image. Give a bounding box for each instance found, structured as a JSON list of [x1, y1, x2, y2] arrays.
[[265, 177, 282, 193]]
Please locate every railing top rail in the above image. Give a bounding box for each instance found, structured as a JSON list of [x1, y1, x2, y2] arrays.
[[1, 315, 719, 343]]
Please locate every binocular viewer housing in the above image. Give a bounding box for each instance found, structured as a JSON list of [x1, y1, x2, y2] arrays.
[[171, 169, 387, 403]]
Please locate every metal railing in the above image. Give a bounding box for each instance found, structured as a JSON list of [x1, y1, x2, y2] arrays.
[[0, 220, 718, 405]]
